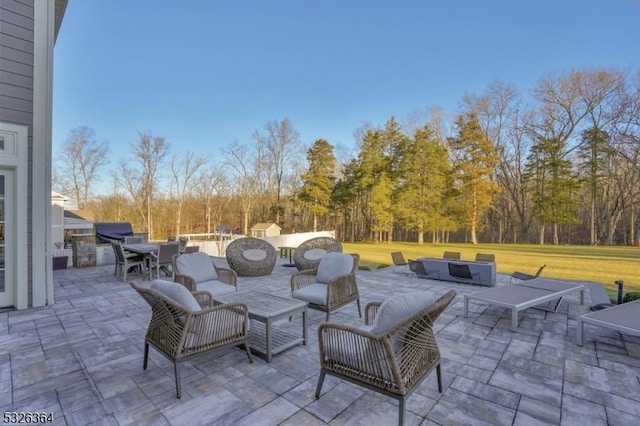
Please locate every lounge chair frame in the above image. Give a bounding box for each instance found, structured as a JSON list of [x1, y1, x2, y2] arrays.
[[576, 300, 640, 346], [464, 278, 585, 331]]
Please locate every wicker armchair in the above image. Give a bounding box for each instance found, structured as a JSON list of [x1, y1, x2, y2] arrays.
[[130, 280, 252, 398], [225, 237, 277, 277], [291, 252, 360, 321], [316, 290, 456, 426], [172, 252, 238, 297], [293, 236, 342, 271]]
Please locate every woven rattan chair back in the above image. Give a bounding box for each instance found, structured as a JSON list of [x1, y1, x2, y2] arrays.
[[293, 237, 343, 271]]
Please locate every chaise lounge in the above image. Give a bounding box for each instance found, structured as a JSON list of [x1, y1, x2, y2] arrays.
[[576, 300, 640, 346], [464, 278, 585, 331]]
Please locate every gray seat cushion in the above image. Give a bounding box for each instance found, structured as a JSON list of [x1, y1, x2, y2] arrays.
[[197, 280, 236, 297], [316, 253, 354, 284], [150, 279, 201, 312], [175, 252, 218, 282], [242, 248, 268, 262], [304, 248, 327, 261], [292, 283, 327, 305]]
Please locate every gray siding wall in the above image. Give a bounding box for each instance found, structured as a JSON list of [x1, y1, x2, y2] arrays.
[[1, 0, 34, 122], [0, 0, 34, 304]]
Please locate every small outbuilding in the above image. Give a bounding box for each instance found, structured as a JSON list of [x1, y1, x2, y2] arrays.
[[250, 222, 281, 238]]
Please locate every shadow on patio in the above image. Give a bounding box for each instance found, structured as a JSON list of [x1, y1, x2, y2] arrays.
[[1, 257, 639, 425]]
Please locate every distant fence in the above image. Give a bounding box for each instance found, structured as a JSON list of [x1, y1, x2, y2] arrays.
[[185, 231, 336, 257], [261, 231, 336, 249]]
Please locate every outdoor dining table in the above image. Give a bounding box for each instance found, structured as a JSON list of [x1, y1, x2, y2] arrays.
[[123, 242, 159, 280]]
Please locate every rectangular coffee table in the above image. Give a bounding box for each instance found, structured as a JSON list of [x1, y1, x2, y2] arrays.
[[213, 290, 307, 362]]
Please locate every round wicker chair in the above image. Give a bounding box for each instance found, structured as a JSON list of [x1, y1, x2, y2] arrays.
[[225, 237, 277, 277], [293, 237, 342, 271]]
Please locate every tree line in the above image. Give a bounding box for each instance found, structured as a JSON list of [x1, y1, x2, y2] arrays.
[[53, 67, 640, 245]]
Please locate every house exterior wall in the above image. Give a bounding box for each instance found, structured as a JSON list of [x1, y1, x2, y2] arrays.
[[1, 0, 35, 309], [0, 0, 58, 309]]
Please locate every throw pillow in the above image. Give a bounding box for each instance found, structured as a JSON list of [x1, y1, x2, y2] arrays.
[[150, 279, 201, 312], [316, 253, 354, 284], [371, 291, 437, 335], [175, 252, 218, 282]]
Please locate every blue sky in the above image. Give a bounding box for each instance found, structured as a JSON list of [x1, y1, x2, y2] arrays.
[[53, 0, 640, 167]]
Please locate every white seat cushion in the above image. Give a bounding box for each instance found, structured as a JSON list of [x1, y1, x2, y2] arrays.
[[150, 279, 201, 312], [198, 280, 236, 297], [292, 283, 327, 305], [175, 252, 218, 282], [316, 253, 354, 284], [304, 248, 327, 261], [242, 249, 268, 262]]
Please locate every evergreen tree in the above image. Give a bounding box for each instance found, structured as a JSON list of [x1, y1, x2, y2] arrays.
[[370, 172, 394, 242], [394, 126, 453, 243], [577, 127, 613, 245], [299, 139, 336, 231], [525, 137, 580, 244], [354, 117, 409, 241], [448, 113, 500, 244]]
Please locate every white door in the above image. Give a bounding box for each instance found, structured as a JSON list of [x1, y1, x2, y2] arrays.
[[0, 169, 14, 307]]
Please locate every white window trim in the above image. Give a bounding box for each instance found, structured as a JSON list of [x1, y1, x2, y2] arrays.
[[0, 123, 28, 309], [32, 0, 56, 307]]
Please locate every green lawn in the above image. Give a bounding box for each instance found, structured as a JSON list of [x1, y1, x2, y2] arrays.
[[343, 242, 640, 296]]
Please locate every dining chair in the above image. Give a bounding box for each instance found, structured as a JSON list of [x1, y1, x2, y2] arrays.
[[149, 243, 180, 279], [114, 241, 145, 281], [125, 236, 143, 244]]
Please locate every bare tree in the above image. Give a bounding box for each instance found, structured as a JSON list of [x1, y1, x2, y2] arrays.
[[114, 133, 169, 239], [170, 151, 209, 237], [225, 142, 259, 235], [461, 81, 531, 242], [194, 165, 231, 234], [253, 119, 302, 223], [56, 126, 109, 208]]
